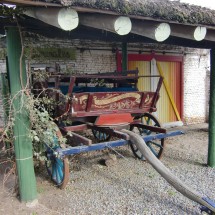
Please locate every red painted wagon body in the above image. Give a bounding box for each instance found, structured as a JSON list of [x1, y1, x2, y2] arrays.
[[34, 69, 163, 127]]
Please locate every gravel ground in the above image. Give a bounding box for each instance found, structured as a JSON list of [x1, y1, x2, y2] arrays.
[[0, 123, 215, 215]]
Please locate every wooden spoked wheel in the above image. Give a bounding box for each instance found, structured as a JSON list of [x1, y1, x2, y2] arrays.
[[45, 126, 70, 189], [130, 113, 164, 160], [92, 129, 111, 142]]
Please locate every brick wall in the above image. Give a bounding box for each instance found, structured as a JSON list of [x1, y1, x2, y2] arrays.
[[25, 37, 117, 73], [183, 49, 210, 124], [30, 49, 116, 74], [0, 36, 211, 126]]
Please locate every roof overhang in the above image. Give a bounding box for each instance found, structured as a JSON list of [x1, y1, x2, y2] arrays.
[[1, 1, 215, 49]]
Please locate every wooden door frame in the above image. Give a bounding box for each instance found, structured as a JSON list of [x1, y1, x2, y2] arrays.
[[116, 52, 184, 121]]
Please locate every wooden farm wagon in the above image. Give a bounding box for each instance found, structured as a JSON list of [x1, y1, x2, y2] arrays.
[[32, 69, 182, 188]]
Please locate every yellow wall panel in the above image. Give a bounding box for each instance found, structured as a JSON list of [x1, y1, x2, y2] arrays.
[[155, 61, 181, 123], [128, 60, 181, 124], [128, 61, 151, 91]]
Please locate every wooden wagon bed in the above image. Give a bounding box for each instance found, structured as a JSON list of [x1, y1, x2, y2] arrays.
[[31, 69, 187, 190], [33, 69, 163, 126]]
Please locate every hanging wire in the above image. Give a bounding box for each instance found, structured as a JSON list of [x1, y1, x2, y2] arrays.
[[105, 144, 129, 161]]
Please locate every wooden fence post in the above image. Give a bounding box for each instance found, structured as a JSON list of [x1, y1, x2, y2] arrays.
[[208, 48, 215, 167], [6, 27, 37, 201]]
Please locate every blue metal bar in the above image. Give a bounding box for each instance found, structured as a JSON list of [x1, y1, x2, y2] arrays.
[[143, 130, 184, 142], [59, 139, 128, 156], [57, 130, 184, 157]]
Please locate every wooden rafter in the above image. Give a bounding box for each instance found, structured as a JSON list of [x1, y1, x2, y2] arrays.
[[79, 13, 131, 35], [171, 24, 207, 41], [131, 20, 171, 42], [25, 8, 79, 31]]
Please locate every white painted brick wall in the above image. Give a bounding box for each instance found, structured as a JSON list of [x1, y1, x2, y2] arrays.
[[30, 49, 116, 74], [183, 50, 210, 124], [0, 36, 211, 126], [24, 38, 117, 73], [75, 50, 116, 73]]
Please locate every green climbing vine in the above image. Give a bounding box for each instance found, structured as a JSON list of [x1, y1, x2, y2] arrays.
[[0, 11, 71, 188]]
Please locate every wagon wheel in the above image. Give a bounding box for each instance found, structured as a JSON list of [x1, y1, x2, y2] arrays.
[[45, 125, 70, 189], [92, 129, 111, 142], [130, 113, 164, 160]]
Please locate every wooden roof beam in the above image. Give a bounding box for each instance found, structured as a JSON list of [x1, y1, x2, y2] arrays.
[[131, 20, 171, 42], [24, 8, 79, 31], [19, 7, 215, 42], [79, 14, 170, 41], [205, 30, 215, 42], [171, 24, 207, 41], [79, 13, 132, 36]]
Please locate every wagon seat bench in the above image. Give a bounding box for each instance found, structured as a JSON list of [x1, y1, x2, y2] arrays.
[[32, 69, 183, 188]]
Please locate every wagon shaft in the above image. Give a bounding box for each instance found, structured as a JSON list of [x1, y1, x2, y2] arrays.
[[54, 130, 183, 157]]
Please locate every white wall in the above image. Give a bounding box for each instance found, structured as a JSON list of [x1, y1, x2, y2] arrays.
[[183, 49, 210, 124], [0, 36, 211, 126], [25, 38, 117, 74]]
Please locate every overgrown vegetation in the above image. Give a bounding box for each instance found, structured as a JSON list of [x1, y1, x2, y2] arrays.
[[0, 15, 72, 192], [61, 0, 215, 25], [1, 73, 68, 161]]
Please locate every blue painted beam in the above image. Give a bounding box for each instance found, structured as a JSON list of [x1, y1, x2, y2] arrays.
[[58, 139, 128, 156], [143, 130, 184, 142], [55, 130, 184, 157]]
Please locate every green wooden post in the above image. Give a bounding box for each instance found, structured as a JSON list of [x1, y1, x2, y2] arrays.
[[208, 48, 215, 168], [6, 27, 37, 201], [122, 42, 127, 71]]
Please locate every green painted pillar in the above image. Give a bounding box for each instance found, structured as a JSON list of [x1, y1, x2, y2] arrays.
[[208, 49, 215, 168], [6, 27, 37, 201], [122, 42, 127, 71]]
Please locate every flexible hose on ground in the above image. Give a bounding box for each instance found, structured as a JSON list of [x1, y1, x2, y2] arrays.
[[122, 129, 215, 213]]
